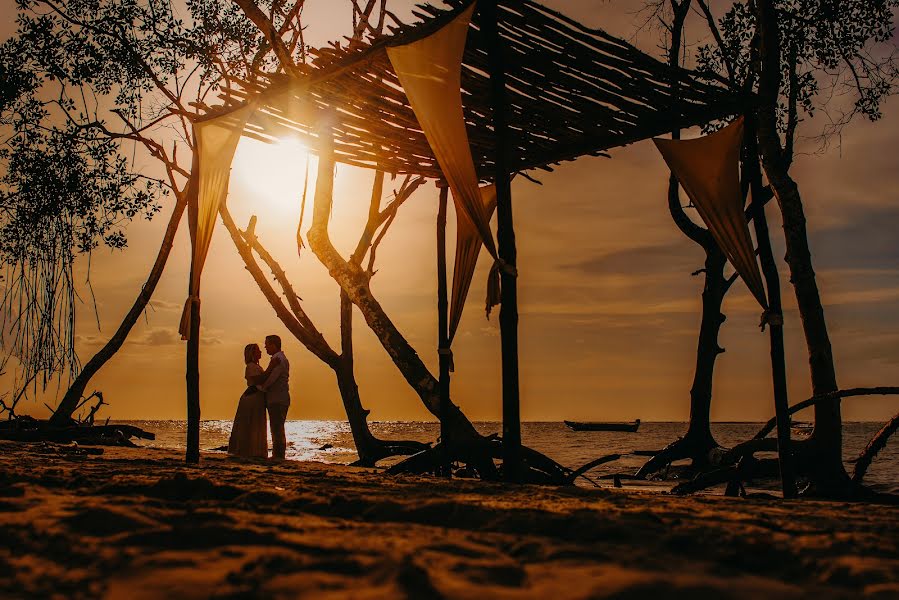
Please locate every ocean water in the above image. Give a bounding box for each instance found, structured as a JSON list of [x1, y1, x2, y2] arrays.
[[119, 420, 898, 493]]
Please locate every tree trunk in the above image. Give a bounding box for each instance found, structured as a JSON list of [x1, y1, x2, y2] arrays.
[[436, 185, 452, 475], [306, 131, 482, 446], [482, 0, 522, 482], [744, 119, 798, 498], [685, 245, 727, 456], [755, 0, 848, 490], [337, 287, 378, 461], [50, 193, 188, 426], [336, 288, 424, 465], [333, 348, 422, 466], [636, 239, 725, 479], [186, 281, 200, 464], [638, 1, 723, 478]]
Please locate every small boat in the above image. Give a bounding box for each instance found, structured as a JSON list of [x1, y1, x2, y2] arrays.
[[564, 419, 640, 433], [791, 421, 813, 436]]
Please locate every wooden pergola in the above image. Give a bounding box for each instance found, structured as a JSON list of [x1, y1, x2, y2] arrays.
[[206, 1, 743, 171], [186, 0, 746, 477]]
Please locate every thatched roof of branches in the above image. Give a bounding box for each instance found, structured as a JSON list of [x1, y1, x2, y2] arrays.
[[207, 0, 746, 179]]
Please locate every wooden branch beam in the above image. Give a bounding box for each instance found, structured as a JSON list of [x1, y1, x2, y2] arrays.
[[753, 387, 899, 440]]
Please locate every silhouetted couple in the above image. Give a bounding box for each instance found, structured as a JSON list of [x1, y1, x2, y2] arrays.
[[227, 334, 290, 460]]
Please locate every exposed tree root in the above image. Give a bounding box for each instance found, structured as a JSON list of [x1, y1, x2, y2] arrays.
[[386, 438, 573, 485], [720, 437, 778, 465], [852, 411, 899, 483], [753, 386, 899, 439], [567, 453, 622, 484], [635, 434, 721, 480], [672, 457, 779, 495], [597, 473, 644, 482], [799, 479, 899, 505], [386, 442, 498, 480], [632, 449, 663, 457], [350, 436, 431, 468], [671, 437, 899, 503]]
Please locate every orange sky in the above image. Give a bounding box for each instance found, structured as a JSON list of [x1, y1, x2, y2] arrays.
[[3, 1, 899, 423]]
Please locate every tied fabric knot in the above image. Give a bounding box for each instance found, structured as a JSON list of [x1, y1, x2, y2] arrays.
[[485, 258, 518, 319], [759, 309, 783, 332], [179, 295, 202, 340], [496, 258, 518, 278], [438, 346, 455, 372]]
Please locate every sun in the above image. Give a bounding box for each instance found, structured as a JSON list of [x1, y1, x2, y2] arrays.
[[230, 136, 316, 221]]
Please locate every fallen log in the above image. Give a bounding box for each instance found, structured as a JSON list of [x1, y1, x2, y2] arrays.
[[0, 418, 154, 447]]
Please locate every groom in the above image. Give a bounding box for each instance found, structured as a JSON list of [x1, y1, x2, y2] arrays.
[[261, 334, 290, 460]]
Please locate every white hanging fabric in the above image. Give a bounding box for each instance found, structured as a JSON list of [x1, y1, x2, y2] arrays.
[[179, 103, 257, 340], [450, 184, 497, 342]]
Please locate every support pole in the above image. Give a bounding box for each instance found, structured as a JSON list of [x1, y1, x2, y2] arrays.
[[436, 184, 452, 476], [185, 274, 201, 464], [482, 0, 521, 482], [185, 164, 201, 465], [745, 119, 797, 498]]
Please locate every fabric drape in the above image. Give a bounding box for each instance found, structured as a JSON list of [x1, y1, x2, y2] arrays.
[[449, 184, 497, 341], [653, 117, 768, 308], [387, 2, 505, 319], [179, 103, 256, 340]]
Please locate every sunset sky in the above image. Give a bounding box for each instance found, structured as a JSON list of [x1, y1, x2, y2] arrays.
[[3, 1, 899, 424]]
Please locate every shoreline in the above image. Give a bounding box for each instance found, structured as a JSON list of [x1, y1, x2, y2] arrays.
[[3, 441, 898, 598]]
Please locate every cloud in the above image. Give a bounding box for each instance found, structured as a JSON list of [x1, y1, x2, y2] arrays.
[[811, 207, 899, 271], [125, 327, 223, 347], [140, 329, 180, 347], [561, 241, 705, 276], [147, 299, 185, 313], [74, 334, 107, 350]]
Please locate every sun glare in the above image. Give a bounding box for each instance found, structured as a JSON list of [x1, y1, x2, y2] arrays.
[[231, 137, 315, 218]]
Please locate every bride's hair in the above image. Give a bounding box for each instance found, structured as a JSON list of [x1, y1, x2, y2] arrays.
[[244, 343, 260, 364]]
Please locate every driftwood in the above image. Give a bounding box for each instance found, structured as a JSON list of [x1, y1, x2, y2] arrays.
[[0, 417, 154, 447]]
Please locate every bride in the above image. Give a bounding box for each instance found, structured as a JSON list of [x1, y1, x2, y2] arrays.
[[228, 343, 268, 458]]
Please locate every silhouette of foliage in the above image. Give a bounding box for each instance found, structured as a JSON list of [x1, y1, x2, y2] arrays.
[[696, 0, 899, 147]]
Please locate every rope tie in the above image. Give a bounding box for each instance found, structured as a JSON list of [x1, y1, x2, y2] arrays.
[[438, 346, 455, 372], [496, 258, 518, 278], [179, 295, 203, 341], [485, 259, 517, 319], [759, 309, 783, 332]]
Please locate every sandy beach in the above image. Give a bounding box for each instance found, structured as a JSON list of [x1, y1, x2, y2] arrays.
[[1, 441, 897, 599]]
